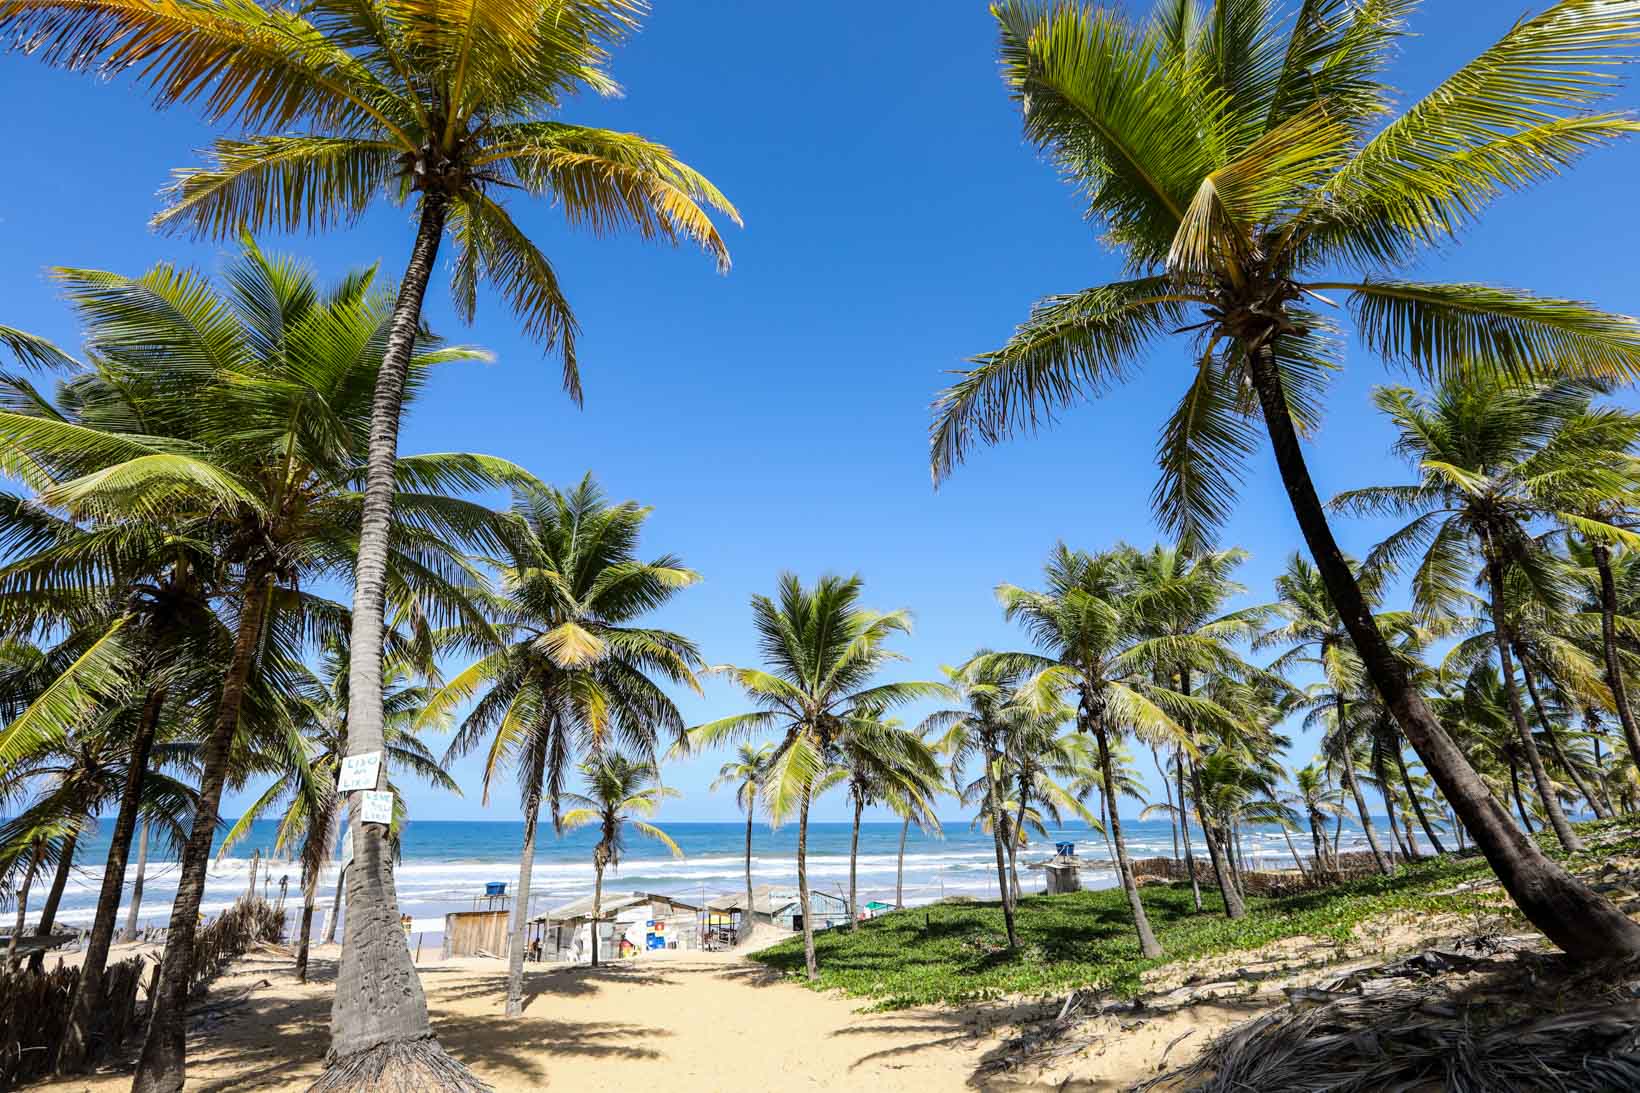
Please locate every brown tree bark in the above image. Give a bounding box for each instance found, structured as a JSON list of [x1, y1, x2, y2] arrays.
[[6, 839, 43, 969], [1188, 759, 1244, 918], [27, 830, 78, 975], [1394, 745, 1448, 855], [1592, 544, 1640, 767], [589, 859, 605, 969], [1482, 557, 1581, 852], [1093, 719, 1160, 958], [135, 579, 269, 1092], [1175, 750, 1203, 911], [1517, 646, 1606, 819], [985, 748, 1018, 948], [315, 190, 485, 1092], [1245, 345, 1639, 961], [296, 861, 320, 984], [322, 860, 347, 945], [742, 798, 756, 939], [59, 684, 166, 1071]]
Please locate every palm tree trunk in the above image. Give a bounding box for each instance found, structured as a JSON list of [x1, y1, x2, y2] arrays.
[[1308, 811, 1328, 876], [1245, 344, 1638, 960], [847, 794, 862, 931], [1096, 789, 1117, 864], [322, 861, 348, 945], [317, 190, 483, 1093], [743, 803, 755, 941], [1093, 720, 1160, 957], [1511, 762, 1535, 832], [1009, 776, 1026, 901], [590, 861, 605, 969], [296, 861, 320, 984], [1592, 544, 1640, 767], [6, 840, 42, 968], [504, 774, 543, 1016], [1155, 748, 1179, 861], [797, 785, 817, 980], [1587, 717, 1619, 817], [1371, 744, 1414, 863], [60, 683, 166, 1070], [1518, 646, 1606, 818], [134, 577, 270, 1093], [1331, 808, 1345, 857], [28, 830, 78, 974], [895, 815, 909, 910], [1336, 695, 1392, 874], [986, 751, 1017, 948], [1187, 759, 1244, 918], [1281, 823, 1309, 878], [122, 822, 151, 943], [1394, 746, 1448, 855], [1175, 751, 1203, 912], [1482, 557, 1582, 852]]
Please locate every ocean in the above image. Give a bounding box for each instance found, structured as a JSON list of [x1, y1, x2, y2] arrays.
[[33, 816, 1406, 941]]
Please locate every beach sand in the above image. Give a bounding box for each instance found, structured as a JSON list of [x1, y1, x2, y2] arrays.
[[26, 902, 1523, 1092]]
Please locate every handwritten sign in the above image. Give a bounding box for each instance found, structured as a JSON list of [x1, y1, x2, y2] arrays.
[[337, 751, 382, 792], [360, 790, 395, 825], [338, 828, 353, 868]]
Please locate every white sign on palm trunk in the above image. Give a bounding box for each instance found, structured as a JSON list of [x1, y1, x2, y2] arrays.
[[360, 790, 395, 825], [338, 751, 382, 792]]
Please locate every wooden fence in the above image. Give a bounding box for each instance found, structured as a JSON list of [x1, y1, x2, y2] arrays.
[[442, 910, 510, 959], [1130, 850, 1408, 897], [0, 895, 285, 1087]]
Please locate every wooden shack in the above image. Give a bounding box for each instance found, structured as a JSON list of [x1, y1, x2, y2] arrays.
[[441, 909, 511, 959]]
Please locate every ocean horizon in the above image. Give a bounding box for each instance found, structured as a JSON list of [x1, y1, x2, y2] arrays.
[[30, 815, 1421, 940]]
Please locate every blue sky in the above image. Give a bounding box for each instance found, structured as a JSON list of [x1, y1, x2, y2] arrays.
[[4, 2, 1639, 823]]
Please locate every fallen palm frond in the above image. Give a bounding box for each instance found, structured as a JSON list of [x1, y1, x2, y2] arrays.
[[1143, 936, 1640, 1092]]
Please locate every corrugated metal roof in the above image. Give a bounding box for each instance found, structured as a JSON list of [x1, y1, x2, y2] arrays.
[[532, 891, 700, 924]]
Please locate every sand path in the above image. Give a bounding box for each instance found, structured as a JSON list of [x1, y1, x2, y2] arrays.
[[33, 944, 1007, 1092]]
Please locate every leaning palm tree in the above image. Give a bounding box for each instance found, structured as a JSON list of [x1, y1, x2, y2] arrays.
[[0, 2, 738, 1083], [423, 475, 701, 1016], [688, 574, 943, 980], [930, 0, 1640, 960], [711, 744, 772, 942], [560, 755, 682, 968]]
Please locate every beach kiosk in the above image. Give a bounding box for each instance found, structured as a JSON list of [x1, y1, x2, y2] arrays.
[[1031, 842, 1082, 895]]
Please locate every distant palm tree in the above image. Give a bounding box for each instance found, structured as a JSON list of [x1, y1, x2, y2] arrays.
[[930, 0, 1640, 963], [424, 475, 701, 1016], [711, 744, 772, 942], [828, 719, 942, 930], [0, 1, 739, 1081], [561, 756, 682, 968], [1282, 765, 1343, 876], [689, 574, 944, 979]]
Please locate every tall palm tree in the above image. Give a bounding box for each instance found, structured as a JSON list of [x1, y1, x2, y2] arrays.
[[217, 641, 458, 983], [923, 659, 1030, 946], [711, 744, 772, 943], [1335, 376, 1613, 850], [929, 0, 1640, 960], [560, 755, 682, 969], [0, 245, 515, 1081], [829, 720, 942, 931], [423, 475, 701, 1017], [979, 545, 1226, 958], [1, 2, 739, 1082], [689, 574, 943, 980]]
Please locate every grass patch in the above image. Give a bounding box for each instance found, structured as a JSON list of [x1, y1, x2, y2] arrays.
[[752, 818, 1640, 1008]]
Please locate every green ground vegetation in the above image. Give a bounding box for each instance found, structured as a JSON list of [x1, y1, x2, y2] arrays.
[[753, 818, 1640, 1008]]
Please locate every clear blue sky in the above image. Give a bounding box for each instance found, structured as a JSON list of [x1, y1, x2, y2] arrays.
[[4, 2, 1638, 822]]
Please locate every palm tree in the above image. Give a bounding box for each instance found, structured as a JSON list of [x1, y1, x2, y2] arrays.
[[0, 244, 516, 1081], [560, 755, 682, 968], [710, 744, 772, 943], [217, 641, 458, 982], [829, 720, 942, 931], [689, 574, 943, 980], [923, 659, 1031, 946], [1, 2, 739, 1082], [1335, 376, 1612, 850], [979, 545, 1225, 958], [1282, 765, 1343, 876], [423, 475, 701, 1017], [930, 0, 1640, 961]]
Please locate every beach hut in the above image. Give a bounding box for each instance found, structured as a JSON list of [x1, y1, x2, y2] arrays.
[[530, 891, 701, 963], [707, 885, 849, 933], [1030, 844, 1082, 895]]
